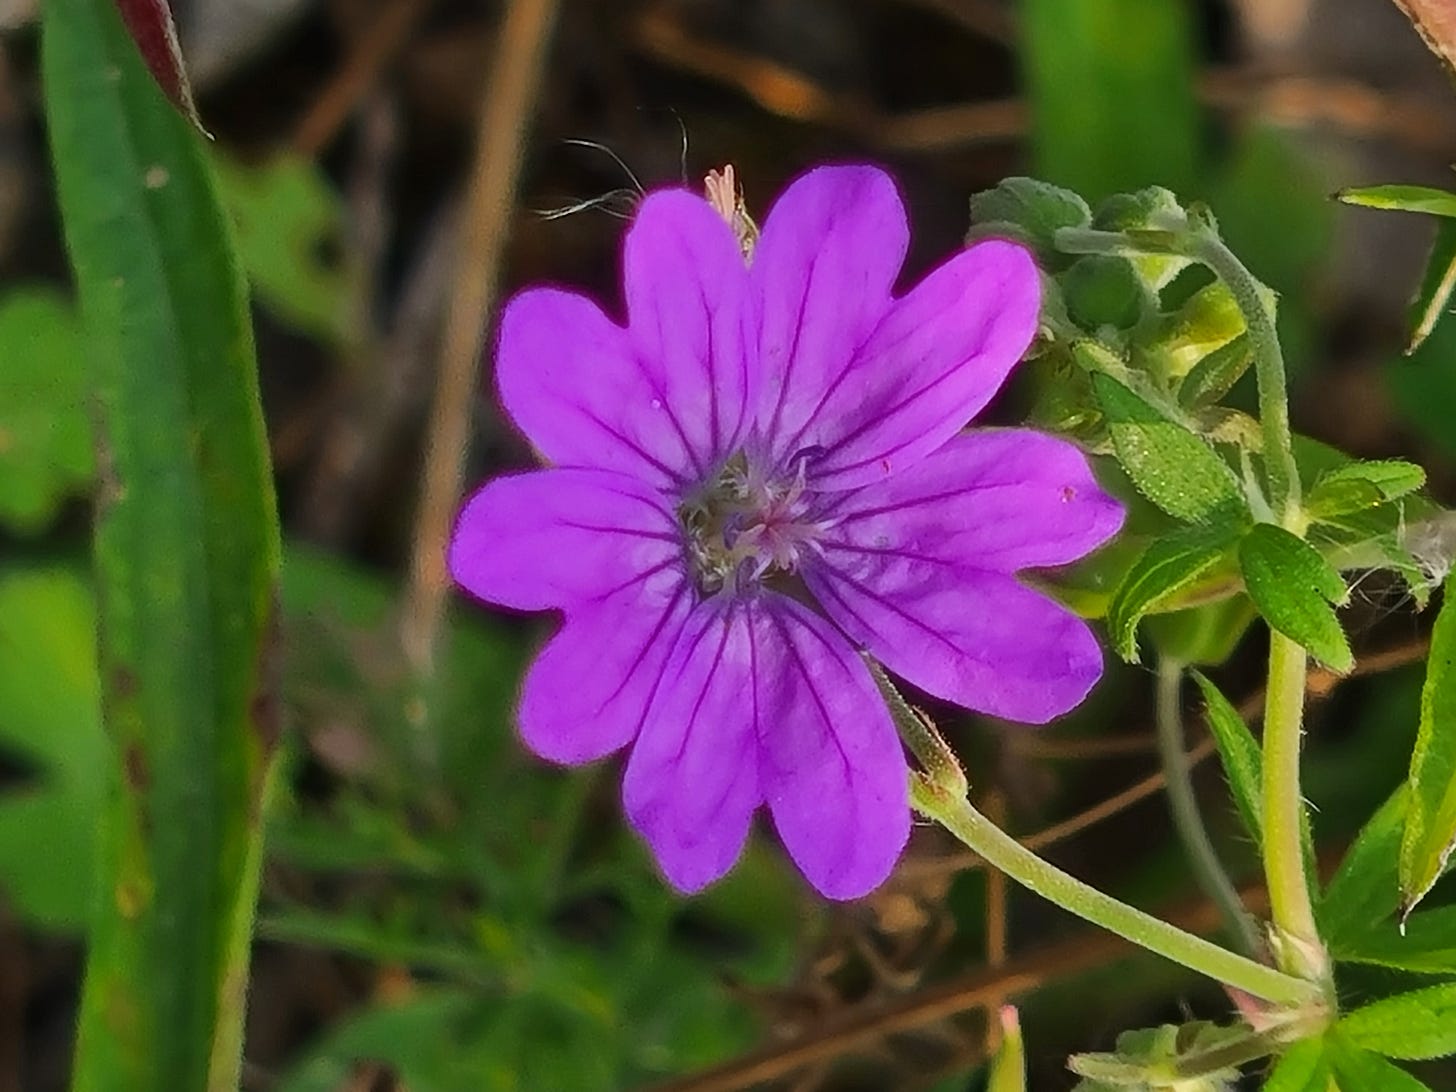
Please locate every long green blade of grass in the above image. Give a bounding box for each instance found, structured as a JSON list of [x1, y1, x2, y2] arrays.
[[42, 1, 282, 1088]]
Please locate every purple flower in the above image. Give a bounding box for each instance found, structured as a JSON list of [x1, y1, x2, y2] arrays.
[[450, 165, 1124, 900]]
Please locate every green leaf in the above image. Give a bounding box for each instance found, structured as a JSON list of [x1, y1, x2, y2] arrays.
[[1318, 787, 1407, 950], [969, 176, 1092, 255], [1190, 671, 1263, 848], [1107, 523, 1241, 662], [1337, 982, 1456, 1059], [1144, 596, 1255, 667], [1306, 460, 1426, 521], [1092, 372, 1245, 524], [1327, 1041, 1435, 1092], [212, 152, 352, 344], [1400, 570, 1456, 915], [1331, 904, 1456, 973], [44, 0, 282, 1089], [1407, 218, 1456, 354], [1178, 334, 1253, 409], [0, 290, 94, 533], [1338, 184, 1456, 218], [1261, 1039, 1328, 1092], [0, 566, 107, 929], [1238, 524, 1352, 673], [1022, 0, 1198, 203]]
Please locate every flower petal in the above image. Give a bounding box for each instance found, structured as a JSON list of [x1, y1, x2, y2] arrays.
[[623, 190, 754, 475], [822, 431, 1124, 574], [449, 468, 682, 612], [752, 165, 908, 451], [495, 288, 694, 485], [807, 561, 1105, 724], [805, 240, 1041, 491], [755, 596, 910, 900], [519, 586, 693, 764], [623, 603, 761, 893]]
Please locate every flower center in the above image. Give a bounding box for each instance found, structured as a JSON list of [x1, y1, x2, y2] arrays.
[[678, 451, 824, 597]]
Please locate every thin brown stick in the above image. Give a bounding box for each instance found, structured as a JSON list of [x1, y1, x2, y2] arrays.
[[400, 0, 561, 674], [647, 883, 1270, 1092], [291, 0, 434, 157]]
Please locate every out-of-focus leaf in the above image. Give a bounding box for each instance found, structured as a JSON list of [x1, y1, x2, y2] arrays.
[[1390, 308, 1456, 463], [1318, 787, 1407, 949], [1092, 372, 1244, 524], [212, 152, 352, 343], [1406, 219, 1456, 353], [1238, 524, 1352, 673], [1327, 1041, 1435, 1092], [45, 0, 281, 1088], [1022, 0, 1198, 203], [0, 566, 106, 929], [1400, 571, 1456, 915], [1261, 1039, 1328, 1092], [1337, 184, 1456, 218], [1107, 523, 1241, 662], [1307, 460, 1427, 521], [1144, 596, 1255, 667], [1330, 904, 1456, 973], [1337, 982, 1456, 1059], [1189, 671, 1262, 848], [0, 290, 94, 533]]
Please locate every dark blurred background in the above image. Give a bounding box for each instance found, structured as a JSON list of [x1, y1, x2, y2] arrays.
[[3, 0, 1456, 1088]]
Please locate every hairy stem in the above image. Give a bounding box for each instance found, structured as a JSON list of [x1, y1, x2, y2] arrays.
[[912, 778, 1320, 1007], [1155, 658, 1263, 958], [1261, 632, 1327, 981], [1185, 232, 1301, 523]]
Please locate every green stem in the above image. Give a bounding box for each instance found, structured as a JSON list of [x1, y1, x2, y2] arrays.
[[912, 778, 1320, 1007], [1185, 232, 1301, 523], [1155, 658, 1263, 958], [1261, 632, 1327, 979]]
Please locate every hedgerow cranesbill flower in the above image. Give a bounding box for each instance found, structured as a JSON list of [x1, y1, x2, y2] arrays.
[[450, 165, 1124, 899]]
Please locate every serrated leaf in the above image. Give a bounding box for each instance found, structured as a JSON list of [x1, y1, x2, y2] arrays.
[[1337, 982, 1456, 1059], [1318, 787, 1407, 949], [1261, 1039, 1328, 1092], [1400, 571, 1456, 915], [1190, 671, 1263, 847], [1108, 524, 1241, 662], [1092, 372, 1245, 523], [1330, 904, 1456, 973], [969, 176, 1091, 254], [1327, 1041, 1435, 1091], [1338, 184, 1456, 218], [1179, 334, 1253, 409], [0, 290, 94, 534], [1307, 460, 1426, 521], [1407, 218, 1456, 353], [1238, 524, 1352, 673]]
